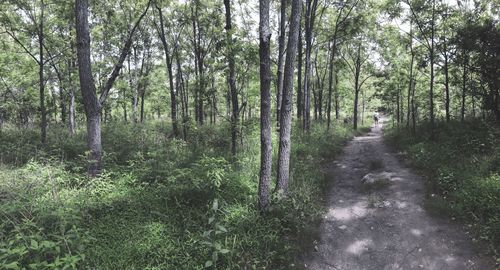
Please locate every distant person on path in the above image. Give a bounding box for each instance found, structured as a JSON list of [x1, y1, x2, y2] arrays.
[[373, 112, 379, 125]]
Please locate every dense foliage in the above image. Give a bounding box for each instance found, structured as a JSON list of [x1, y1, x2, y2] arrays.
[[0, 121, 370, 269]]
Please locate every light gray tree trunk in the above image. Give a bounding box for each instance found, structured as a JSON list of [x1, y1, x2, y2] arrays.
[[276, 0, 301, 194]]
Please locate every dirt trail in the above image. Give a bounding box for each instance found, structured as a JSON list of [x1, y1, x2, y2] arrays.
[[305, 118, 494, 270]]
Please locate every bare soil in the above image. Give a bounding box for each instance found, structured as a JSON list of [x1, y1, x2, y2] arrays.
[[304, 119, 495, 270]]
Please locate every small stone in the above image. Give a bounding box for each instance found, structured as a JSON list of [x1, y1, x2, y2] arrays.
[[339, 225, 347, 230]]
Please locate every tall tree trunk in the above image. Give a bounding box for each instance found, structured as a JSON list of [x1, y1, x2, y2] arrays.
[[224, 0, 239, 158], [407, 21, 414, 128], [396, 88, 400, 126], [276, 0, 286, 124], [132, 48, 139, 123], [39, 0, 47, 144], [176, 52, 188, 140], [68, 84, 76, 134], [157, 5, 179, 137], [327, 38, 337, 131], [353, 43, 361, 130], [140, 74, 147, 123], [334, 71, 339, 120], [411, 79, 416, 134], [68, 57, 77, 135], [444, 40, 450, 122], [276, 0, 301, 194], [461, 50, 467, 122], [302, 0, 318, 132], [75, 0, 101, 176], [429, 0, 435, 126], [297, 23, 303, 119]]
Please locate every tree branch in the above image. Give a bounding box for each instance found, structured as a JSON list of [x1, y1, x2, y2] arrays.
[[99, 0, 152, 106]]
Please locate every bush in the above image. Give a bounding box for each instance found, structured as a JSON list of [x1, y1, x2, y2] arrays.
[[0, 119, 366, 269]]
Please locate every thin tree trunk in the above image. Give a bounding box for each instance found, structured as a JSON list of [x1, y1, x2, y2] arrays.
[[334, 71, 339, 120], [297, 23, 303, 119], [157, 5, 179, 137], [407, 20, 414, 128], [429, 0, 435, 127], [224, 0, 239, 158], [68, 57, 77, 134], [176, 52, 188, 140], [444, 41, 450, 122], [39, 0, 47, 144], [276, 0, 301, 194], [461, 50, 467, 122], [276, 0, 286, 124], [327, 38, 337, 131], [302, 0, 318, 132], [396, 88, 400, 126], [353, 43, 361, 130]]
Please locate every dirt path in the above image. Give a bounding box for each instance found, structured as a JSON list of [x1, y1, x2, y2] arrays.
[[305, 118, 494, 270]]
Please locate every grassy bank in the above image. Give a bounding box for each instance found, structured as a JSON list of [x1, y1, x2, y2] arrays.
[[385, 120, 500, 256], [0, 120, 366, 269]]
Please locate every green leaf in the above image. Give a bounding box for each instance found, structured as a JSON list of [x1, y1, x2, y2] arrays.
[[204, 260, 213, 268], [30, 239, 39, 250], [4, 262, 20, 270], [216, 224, 227, 233]]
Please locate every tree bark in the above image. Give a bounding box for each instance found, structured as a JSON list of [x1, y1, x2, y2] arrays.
[[302, 0, 318, 132], [276, 0, 286, 124], [258, 0, 273, 207], [297, 23, 303, 119], [429, 0, 435, 127], [224, 0, 239, 158], [327, 38, 337, 131], [157, 5, 179, 137], [75, 0, 101, 176], [444, 38, 450, 122], [461, 50, 467, 122], [39, 0, 47, 144], [353, 43, 361, 130], [276, 0, 301, 194]]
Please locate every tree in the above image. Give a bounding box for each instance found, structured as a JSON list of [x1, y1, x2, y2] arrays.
[[406, 0, 437, 127], [258, 0, 272, 210], [75, 0, 150, 176], [342, 38, 373, 130], [302, 0, 319, 131], [156, 3, 179, 137], [276, 0, 301, 194], [275, 0, 287, 125], [4, 0, 48, 143], [224, 0, 239, 157]]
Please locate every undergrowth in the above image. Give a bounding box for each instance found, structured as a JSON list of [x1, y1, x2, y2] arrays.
[[0, 120, 364, 269], [386, 120, 500, 257]]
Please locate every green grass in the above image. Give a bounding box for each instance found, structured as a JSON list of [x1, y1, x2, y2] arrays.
[[0, 119, 366, 269], [386, 120, 500, 256]]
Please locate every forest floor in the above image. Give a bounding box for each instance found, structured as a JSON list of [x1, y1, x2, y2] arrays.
[[304, 118, 495, 270]]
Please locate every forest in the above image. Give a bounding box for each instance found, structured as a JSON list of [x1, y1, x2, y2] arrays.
[[0, 0, 498, 269]]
